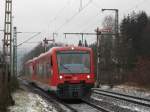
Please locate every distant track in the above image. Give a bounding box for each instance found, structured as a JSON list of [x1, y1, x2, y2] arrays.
[[92, 88, 150, 107]]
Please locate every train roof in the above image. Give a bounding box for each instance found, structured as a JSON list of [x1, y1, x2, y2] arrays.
[[37, 46, 92, 59], [25, 59, 33, 65], [26, 46, 92, 63], [49, 46, 92, 52]]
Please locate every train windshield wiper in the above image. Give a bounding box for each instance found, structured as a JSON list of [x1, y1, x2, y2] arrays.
[[61, 64, 72, 73]]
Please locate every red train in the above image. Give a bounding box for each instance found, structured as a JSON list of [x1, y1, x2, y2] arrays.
[[24, 46, 95, 99]]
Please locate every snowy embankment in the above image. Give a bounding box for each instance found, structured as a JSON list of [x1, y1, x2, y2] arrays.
[[97, 85, 150, 112], [8, 90, 57, 112], [112, 85, 150, 99], [101, 85, 150, 99]]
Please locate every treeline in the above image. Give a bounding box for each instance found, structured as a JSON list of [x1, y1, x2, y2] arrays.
[[90, 11, 150, 87], [121, 11, 150, 56], [121, 11, 150, 86]]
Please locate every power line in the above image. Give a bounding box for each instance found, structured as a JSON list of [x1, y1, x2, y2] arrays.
[[127, 0, 147, 11], [17, 32, 41, 34], [48, 1, 69, 25], [17, 32, 41, 47], [64, 32, 96, 46], [78, 13, 99, 32], [81, 18, 100, 32], [40, 0, 70, 36], [93, 0, 147, 12], [65, 2, 100, 33], [19, 42, 41, 44], [55, 0, 93, 32], [91, 0, 100, 10]]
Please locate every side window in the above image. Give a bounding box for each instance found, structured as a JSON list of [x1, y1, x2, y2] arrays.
[[39, 63, 42, 77], [47, 56, 53, 77], [37, 64, 39, 76], [41, 63, 44, 77], [46, 62, 50, 77], [33, 65, 36, 75], [43, 62, 47, 78], [36, 63, 39, 76], [29, 65, 33, 77], [25, 66, 27, 76], [43, 62, 45, 77]]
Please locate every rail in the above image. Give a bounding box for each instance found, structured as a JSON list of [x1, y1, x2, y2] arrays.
[[92, 88, 150, 107]]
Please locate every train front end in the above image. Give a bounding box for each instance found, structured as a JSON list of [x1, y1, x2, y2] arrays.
[[56, 47, 95, 99]]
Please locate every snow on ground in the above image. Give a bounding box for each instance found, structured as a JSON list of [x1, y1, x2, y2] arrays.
[[94, 85, 150, 112], [112, 85, 150, 99], [100, 84, 150, 99], [119, 105, 149, 112], [8, 90, 57, 112], [70, 103, 100, 112]]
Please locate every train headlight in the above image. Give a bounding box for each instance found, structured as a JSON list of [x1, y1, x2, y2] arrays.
[[71, 47, 74, 50], [59, 75, 63, 79], [87, 75, 90, 79]]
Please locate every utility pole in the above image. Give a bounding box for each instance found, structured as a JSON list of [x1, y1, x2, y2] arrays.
[[43, 38, 55, 52], [3, 0, 13, 80], [13, 27, 17, 76], [0, 0, 13, 109], [52, 32, 57, 43], [95, 28, 101, 87], [79, 0, 83, 11], [102, 9, 119, 87], [64, 32, 96, 46]]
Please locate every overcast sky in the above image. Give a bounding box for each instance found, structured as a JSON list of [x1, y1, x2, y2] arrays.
[[0, 0, 150, 53]]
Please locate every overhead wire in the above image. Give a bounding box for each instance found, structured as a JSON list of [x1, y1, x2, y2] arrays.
[[40, 0, 70, 37], [92, 0, 147, 12], [55, 0, 93, 32], [19, 0, 148, 48], [87, 0, 148, 33], [25, 0, 70, 46], [17, 32, 41, 47], [48, 0, 70, 25], [81, 17, 100, 33], [73, 0, 103, 33], [77, 1, 102, 32], [126, 0, 147, 11], [20, 42, 41, 44], [17, 32, 41, 34], [91, 0, 100, 10]]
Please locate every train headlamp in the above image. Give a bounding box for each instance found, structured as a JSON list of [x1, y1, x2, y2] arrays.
[[87, 75, 90, 79], [71, 47, 74, 50], [59, 75, 63, 79]]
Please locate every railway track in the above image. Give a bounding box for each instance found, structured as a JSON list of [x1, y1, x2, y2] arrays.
[[19, 79, 111, 112], [92, 88, 150, 107], [81, 98, 112, 112]]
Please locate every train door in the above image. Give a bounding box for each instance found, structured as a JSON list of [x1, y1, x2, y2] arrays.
[[48, 55, 53, 85]]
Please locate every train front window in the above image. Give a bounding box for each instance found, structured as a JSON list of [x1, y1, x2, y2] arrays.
[[57, 51, 90, 74]]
